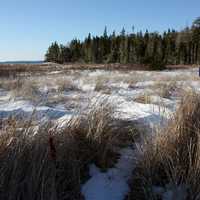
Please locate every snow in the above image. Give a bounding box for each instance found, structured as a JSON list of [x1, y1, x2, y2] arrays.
[[0, 68, 198, 199], [108, 94, 172, 129], [0, 99, 68, 121], [0, 92, 12, 101], [109, 82, 129, 89], [48, 70, 63, 75], [76, 79, 96, 91], [135, 80, 155, 88], [149, 95, 177, 110], [88, 93, 171, 130], [153, 184, 188, 200], [116, 88, 144, 99], [82, 147, 136, 200]]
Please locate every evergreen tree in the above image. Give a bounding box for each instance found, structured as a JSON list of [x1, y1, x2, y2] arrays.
[[45, 17, 200, 69], [45, 42, 60, 63], [59, 45, 71, 63]]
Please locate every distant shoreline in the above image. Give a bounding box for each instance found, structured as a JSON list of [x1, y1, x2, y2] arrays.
[[0, 62, 198, 76], [0, 61, 44, 65]]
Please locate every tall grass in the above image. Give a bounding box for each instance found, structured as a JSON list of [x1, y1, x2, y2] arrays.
[[0, 121, 83, 200], [129, 92, 200, 199], [0, 97, 131, 199], [65, 97, 124, 169], [56, 78, 80, 92]]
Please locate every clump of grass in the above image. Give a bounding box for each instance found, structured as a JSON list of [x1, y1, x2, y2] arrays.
[[128, 79, 142, 89], [127, 74, 145, 89], [10, 79, 42, 102], [0, 121, 83, 200], [56, 78, 80, 92], [0, 78, 23, 91], [153, 81, 181, 98], [66, 97, 123, 170], [94, 76, 111, 94], [134, 94, 152, 104], [129, 92, 200, 199], [0, 96, 134, 199]]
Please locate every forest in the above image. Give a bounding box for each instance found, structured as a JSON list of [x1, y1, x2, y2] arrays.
[[45, 17, 200, 69]]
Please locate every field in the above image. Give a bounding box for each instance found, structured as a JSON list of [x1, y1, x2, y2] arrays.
[[0, 64, 200, 200]]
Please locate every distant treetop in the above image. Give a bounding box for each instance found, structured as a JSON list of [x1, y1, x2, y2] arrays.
[[45, 18, 200, 69]]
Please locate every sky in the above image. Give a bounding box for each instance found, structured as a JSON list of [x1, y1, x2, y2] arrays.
[[0, 0, 199, 61]]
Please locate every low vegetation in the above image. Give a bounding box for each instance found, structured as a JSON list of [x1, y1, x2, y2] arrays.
[[0, 97, 135, 199], [152, 81, 181, 98], [129, 92, 200, 199], [1, 64, 200, 199], [134, 94, 152, 104], [56, 78, 80, 92]]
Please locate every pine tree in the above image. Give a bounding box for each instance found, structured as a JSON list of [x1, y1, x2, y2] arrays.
[[59, 45, 71, 63], [45, 42, 60, 63], [45, 17, 200, 67]]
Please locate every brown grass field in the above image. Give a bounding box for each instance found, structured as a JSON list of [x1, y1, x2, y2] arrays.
[[0, 63, 197, 77]]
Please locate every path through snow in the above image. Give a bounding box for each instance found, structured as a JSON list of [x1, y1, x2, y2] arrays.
[[82, 147, 137, 200]]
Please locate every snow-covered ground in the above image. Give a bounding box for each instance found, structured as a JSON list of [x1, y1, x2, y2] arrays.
[[0, 67, 200, 200], [82, 147, 137, 200]]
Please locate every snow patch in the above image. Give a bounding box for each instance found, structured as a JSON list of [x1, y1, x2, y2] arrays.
[[82, 147, 136, 200]]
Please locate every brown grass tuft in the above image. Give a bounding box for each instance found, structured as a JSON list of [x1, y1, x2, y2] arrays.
[[129, 92, 200, 199], [0, 96, 136, 199], [65, 97, 124, 170], [153, 81, 180, 98], [134, 94, 152, 104], [56, 78, 80, 92], [94, 76, 111, 94], [0, 122, 83, 200]]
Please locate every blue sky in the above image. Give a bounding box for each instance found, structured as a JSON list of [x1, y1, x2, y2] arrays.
[[0, 0, 199, 61]]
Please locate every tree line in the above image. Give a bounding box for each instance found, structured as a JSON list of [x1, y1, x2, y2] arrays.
[[45, 17, 200, 69]]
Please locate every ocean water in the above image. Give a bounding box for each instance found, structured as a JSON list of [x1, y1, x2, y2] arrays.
[[0, 61, 44, 64]]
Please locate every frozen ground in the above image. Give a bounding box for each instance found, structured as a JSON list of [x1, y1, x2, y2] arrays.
[[0, 68, 199, 126], [0, 67, 200, 200], [82, 147, 137, 200]]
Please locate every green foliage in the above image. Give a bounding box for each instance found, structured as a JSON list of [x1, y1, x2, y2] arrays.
[[45, 17, 200, 67], [193, 17, 200, 28], [45, 42, 61, 63], [149, 56, 166, 70]]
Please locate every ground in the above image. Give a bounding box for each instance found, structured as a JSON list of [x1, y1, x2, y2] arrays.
[[0, 66, 199, 200]]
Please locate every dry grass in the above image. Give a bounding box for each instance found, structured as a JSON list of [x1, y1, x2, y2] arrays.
[[0, 78, 24, 91], [0, 97, 135, 199], [10, 79, 42, 102], [152, 81, 182, 98], [56, 78, 80, 92], [134, 94, 152, 104], [0, 122, 83, 200], [128, 76, 145, 89], [94, 76, 110, 92], [129, 92, 200, 199], [66, 97, 126, 169], [154, 72, 200, 83], [0, 77, 44, 103]]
